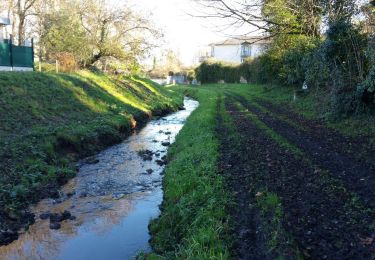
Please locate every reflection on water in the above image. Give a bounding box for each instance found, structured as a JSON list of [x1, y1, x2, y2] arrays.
[[0, 98, 199, 260]]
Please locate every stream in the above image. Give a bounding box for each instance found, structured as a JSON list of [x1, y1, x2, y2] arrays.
[[0, 97, 199, 260]]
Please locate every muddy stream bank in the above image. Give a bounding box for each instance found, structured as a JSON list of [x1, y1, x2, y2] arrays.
[[0, 97, 199, 260]]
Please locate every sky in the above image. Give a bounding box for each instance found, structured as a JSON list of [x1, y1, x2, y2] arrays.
[[127, 0, 225, 66]]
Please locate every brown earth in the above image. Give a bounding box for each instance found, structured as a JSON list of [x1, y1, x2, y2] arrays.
[[216, 93, 375, 259]]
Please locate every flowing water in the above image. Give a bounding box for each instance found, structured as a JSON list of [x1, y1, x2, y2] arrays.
[[0, 97, 199, 260]]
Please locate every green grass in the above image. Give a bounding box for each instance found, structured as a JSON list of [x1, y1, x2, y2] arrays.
[[147, 87, 231, 259], [256, 192, 283, 249], [255, 191, 298, 258], [0, 71, 182, 228]]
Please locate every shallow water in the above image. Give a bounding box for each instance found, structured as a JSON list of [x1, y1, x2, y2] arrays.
[[0, 97, 199, 260]]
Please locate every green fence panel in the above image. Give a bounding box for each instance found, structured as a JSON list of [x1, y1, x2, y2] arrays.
[[12, 45, 33, 68], [0, 43, 11, 66]]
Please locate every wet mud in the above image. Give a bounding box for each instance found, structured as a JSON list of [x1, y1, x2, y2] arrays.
[[217, 95, 374, 259]]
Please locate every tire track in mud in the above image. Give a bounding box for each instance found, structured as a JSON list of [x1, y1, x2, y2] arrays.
[[216, 97, 267, 260], [218, 94, 374, 259], [227, 92, 375, 209], [256, 98, 375, 167]]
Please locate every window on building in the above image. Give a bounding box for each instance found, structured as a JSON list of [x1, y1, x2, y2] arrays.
[[241, 44, 251, 57]]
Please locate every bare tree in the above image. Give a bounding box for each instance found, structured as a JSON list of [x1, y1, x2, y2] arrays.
[[192, 0, 358, 40], [78, 0, 161, 63], [7, 0, 38, 45], [3, 0, 163, 69]]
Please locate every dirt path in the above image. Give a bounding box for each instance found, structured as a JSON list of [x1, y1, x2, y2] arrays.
[[255, 98, 375, 170], [216, 97, 262, 259], [256, 98, 375, 160], [217, 94, 374, 259], [228, 92, 375, 208]]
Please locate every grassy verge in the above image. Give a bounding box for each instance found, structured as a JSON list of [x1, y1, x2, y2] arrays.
[[0, 71, 182, 241], [147, 87, 231, 259]]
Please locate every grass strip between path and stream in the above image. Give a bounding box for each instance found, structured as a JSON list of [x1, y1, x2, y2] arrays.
[[147, 88, 232, 259]]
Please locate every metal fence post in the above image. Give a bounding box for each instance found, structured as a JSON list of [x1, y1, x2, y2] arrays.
[[9, 34, 13, 71], [31, 38, 34, 71]]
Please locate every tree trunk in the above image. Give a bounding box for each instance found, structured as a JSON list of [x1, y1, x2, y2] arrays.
[[18, 16, 25, 45]]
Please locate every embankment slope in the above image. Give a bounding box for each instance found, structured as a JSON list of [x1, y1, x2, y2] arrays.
[[0, 71, 182, 245]]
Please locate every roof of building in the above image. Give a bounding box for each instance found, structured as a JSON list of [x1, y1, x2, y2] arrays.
[[209, 36, 271, 46]]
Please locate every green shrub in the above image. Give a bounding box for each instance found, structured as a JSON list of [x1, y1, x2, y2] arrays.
[[186, 70, 195, 82], [195, 60, 240, 84], [306, 19, 369, 115], [240, 51, 283, 85], [239, 58, 254, 81], [358, 36, 375, 109], [358, 68, 375, 106], [239, 36, 318, 86], [239, 57, 267, 83], [257, 49, 284, 84], [282, 37, 320, 87], [303, 47, 330, 90]]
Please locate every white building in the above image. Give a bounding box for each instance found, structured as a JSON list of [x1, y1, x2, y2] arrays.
[[0, 16, 10, 41], [200, 36, 270, 64]]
